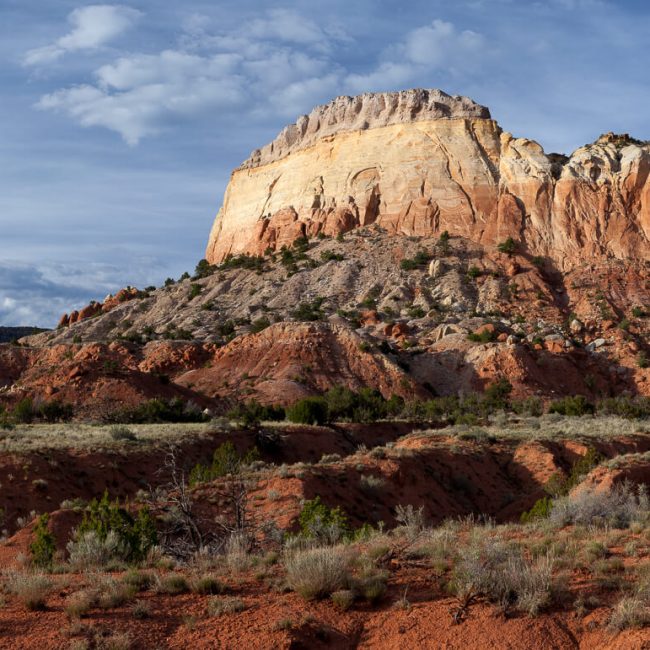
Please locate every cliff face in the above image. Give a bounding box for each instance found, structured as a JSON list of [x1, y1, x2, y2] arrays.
[[206, 89, 650, 270]]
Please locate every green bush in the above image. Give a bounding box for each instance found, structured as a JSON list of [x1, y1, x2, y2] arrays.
[[38, 400, 73, 422], [194, 258, 215, 279], [188, 283, 202, 299], [400, 258, 418, 271], [30, 514, 56, 568], [111, 398, 207, 424], [511, 396, 544, 417], [189, 442, 260, 485], [77, 492, 157, 562], [13, 397, 35, 423], [497, 237, 517, 255], [481, 379, 512, 412], [320, 251, 344, 262], [520, 496, 553, 523], [299, 496, 349, 541], [597, 396, 650, 419], [250, 317, 271, 334], [287, 397, 329, 425], [548, 395, 595, 416], [220, 253, 266, 272], [467, 328, 497, 343], [323, 385, 402, 423], [227, 400, 284, 426], [292, 298, 325, 321], [400, 250, 430, 271]]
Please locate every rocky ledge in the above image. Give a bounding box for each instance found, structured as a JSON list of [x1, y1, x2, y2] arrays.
[[241, 89, 491, 168]]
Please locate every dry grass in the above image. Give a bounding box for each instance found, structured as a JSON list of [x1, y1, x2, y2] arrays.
[[284, 545, 353, 600], [206, 596, 246, 616], [0, 422, 214, 453]]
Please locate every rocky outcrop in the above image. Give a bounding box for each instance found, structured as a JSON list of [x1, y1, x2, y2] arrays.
[[206, 90, 650, 270], [58, 287, 143, 328]]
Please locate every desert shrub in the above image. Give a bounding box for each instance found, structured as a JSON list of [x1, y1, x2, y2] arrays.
[[67, 530, 126, 570], [331, 589, 355, 610], [550, 483, 649, 529], [249, 316, 271, 334], [188, 283, 202, 299], [29, 514, 56, 568], [286, 397, 329, 425], [638, 352, 648, 369], [37, 400, 73, 422], [323, 385, 401, 423], [6, 572, 53, 610], [548, 395, 594, 416], [207, 596, 246, 616], [285, 545, 352, 600], [360, 474, 386, 493], [226, 400, 284, 426], [497, 237, 517, 254], [65, 588, 97, 618], [292, 298, 325, 321], [511, 396, 544, 417], [451, 539, 554, 616], [109, 425, 137, 442], [544, 447, 602, 498], [189, 441, 259, 485], [122, 570, 153, 592], [111, 397, 208, 424], [320, 250, 344, 262], [597, 396, 650, 420], [220, 253, 265, 272], [400, 258, 418, 271], [467, 265, 482, 279], [520, 496, 554, 523], [96, 577, 136, 609], [437, 230, 451, 254], [608, 596, 650, 631], [72, 492, 157, 564], [12, 397, 34, 423], [467, 328, 497, 343], [394, 504, 425, 540], [352, 560, 388, 604], [95, 631, 132, 650], [157, 573, 189, 595], [162, 325, 193, 340], [194, 258, 215, 278], [298, 496, 349, 544], [224, 532, 253, 572], [481, 378, 512, 412], [192, 574, 224, 595]]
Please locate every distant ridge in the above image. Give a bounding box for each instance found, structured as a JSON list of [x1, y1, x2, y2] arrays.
[[0, 326, 48, 343]]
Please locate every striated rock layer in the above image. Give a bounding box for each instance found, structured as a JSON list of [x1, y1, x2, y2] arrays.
[[206, 89, 650, 270]]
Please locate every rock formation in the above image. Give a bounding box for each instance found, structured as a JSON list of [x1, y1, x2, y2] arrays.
[[206, 89, 650, 271]]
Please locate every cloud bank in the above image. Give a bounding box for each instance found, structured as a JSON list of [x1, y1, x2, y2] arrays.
[[23, 4, 141, 66]]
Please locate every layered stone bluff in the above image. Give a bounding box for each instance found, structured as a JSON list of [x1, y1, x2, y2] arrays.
[[206, 89, 650, 269]]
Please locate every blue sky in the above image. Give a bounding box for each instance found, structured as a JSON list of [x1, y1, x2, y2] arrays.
[[1, 0, 649, 327]]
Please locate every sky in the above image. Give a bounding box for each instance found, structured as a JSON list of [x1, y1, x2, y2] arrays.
[[1, 0, 649, 327]]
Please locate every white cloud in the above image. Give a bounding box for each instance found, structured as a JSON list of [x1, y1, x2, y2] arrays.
[[247, 8, 339, 53], [32, 11, 487, 145], [24, 4, 141, 66], [345, 19, 487, 93], [37, 51, 245, 145], [404, 20, 484, 67], [34, 10, 344, 145]]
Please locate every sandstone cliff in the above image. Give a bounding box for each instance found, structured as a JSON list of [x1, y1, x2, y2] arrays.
[[206, 89, 650, 270]]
